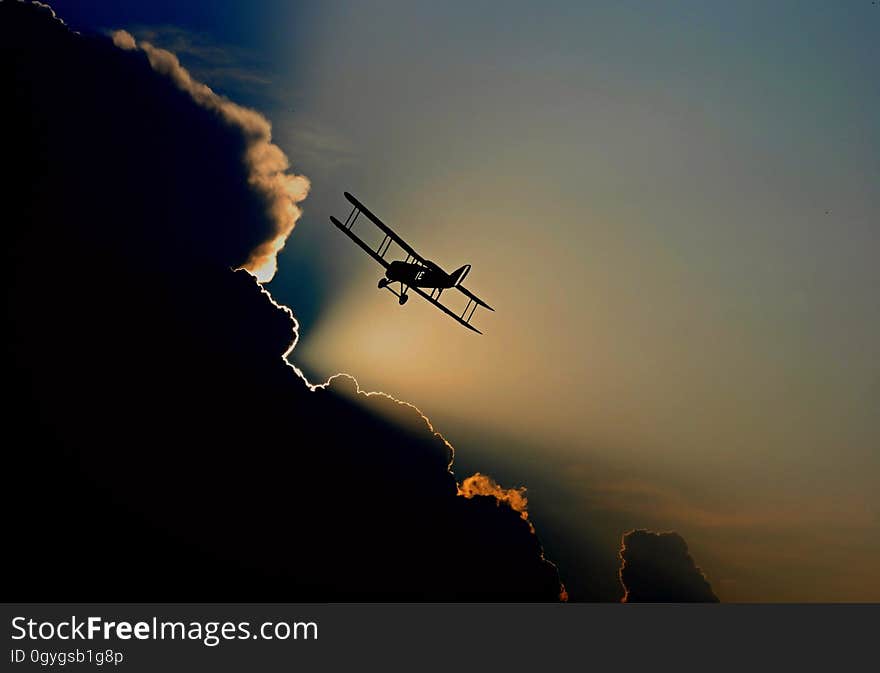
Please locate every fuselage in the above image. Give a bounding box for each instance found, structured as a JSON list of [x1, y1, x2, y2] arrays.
[[386, 261, 453, 289]]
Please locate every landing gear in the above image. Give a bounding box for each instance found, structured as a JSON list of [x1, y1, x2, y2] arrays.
[[398, 293, 409, 306], [378, 278, 389, 289]]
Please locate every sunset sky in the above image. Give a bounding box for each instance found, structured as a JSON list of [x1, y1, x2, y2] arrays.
[[52, 0, 880, 600]]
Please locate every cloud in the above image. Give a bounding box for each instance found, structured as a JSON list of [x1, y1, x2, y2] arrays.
[[111, 28, 136, 50], [110, 28, 308, 282], [618, 529, 719, 602], [457, 472, 570, 601], [459, 473, 530, 524], [1, 1, 563, 601], [28, 0, 65, 26]]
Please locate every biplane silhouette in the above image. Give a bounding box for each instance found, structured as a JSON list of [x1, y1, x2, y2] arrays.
[[330, 192, 494, 333]]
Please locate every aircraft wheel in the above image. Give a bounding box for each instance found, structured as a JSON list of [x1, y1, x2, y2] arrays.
[[399, 294, 409, 306], [378, 278, 389, 289]]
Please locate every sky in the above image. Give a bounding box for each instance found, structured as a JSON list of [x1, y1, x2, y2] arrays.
[[51, 0, 880, 601]]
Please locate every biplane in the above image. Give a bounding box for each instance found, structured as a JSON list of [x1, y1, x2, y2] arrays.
[[330, 192, 494, 334]]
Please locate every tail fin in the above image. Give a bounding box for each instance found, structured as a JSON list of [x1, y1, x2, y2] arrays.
[[450, 264, 471, 286]]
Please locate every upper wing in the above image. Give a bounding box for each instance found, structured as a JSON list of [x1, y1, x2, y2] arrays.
[[330, 215, 389, 269], [343, 192, 425, 265]]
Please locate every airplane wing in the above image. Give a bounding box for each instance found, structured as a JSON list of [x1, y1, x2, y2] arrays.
[[343, 191, 426, 265], [455, 284, 494, 312], [376, 284, 490, 334], [411, 287, 483, 334], [330, 215, 389, 269]]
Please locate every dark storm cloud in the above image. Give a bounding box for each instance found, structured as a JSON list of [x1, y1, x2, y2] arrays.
[[1, 1, 561, 600], [618, 530, 719, 602], [110, 27, 308, 281]]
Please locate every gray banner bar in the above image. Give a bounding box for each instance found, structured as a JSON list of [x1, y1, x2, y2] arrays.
[[2, 604, 875, 671]]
